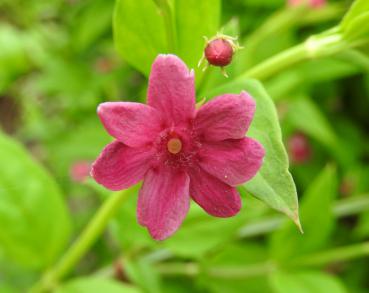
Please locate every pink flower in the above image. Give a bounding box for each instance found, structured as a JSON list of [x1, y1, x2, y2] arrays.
[[91, 55, 265, 240], [288, 0, 325, 8]]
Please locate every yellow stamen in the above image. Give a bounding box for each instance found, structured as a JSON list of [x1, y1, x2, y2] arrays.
[[167, 138, 182, 154]]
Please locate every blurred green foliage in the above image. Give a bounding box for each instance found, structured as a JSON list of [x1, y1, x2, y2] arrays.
[[1, 0, 369, 292]]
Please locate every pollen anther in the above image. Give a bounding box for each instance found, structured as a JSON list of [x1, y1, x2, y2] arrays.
[[167, 138, 182, 154]]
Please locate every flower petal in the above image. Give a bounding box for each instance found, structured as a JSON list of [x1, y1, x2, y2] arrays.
[[198, 137, 265, 186], [189, 166, 241, 217], [147, 54, 195, 126], [91, 141, 153, 191], [137, 167, 190, 240], [98, 102, 163, 147], [194, 91, 255, 141]]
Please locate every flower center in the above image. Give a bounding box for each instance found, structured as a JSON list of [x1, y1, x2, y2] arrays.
[[167, 138, 182, 154]]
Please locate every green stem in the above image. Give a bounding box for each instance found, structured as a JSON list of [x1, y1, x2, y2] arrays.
[[290, 241, 369, 267], [238, 194, 369, 238], [156, 241, 369, 279], [142, 194, 369, 264], [30, 188, 133, 292], [239, 31, 348, 81], [134, 230, 369, 283], [239, 3, 344, 71]]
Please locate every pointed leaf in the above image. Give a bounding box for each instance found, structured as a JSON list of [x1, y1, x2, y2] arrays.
[[203, 79, 300, 227]]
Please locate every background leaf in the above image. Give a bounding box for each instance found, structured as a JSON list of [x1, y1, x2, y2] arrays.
[[270, 270, 347, 293], [174, 0, 220, 78], [113, 0, 167, 75], [343, 12, 369, 42], [270, 165, 337, 261], [163, 195, 266, 258], [286, 95, 337, 148], [341, 0, 369, 30], [56, 277, 141, 293], [0, 131, 71, 269]]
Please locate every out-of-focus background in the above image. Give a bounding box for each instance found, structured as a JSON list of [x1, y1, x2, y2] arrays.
[[1, 0, 369, 292]]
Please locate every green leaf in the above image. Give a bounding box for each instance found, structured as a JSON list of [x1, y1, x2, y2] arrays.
[[112, 186, 266, 259], [113, 0, 167, 75], [203, 243, 271, 293], [71, 0, 114, 52], [0, 25, 30, 92], [0, 132, 71, 269], [203, 79, 300, 228], [270, 270, 347, 293], [270, 165, 337, 261], [163, 195, 266, 258], [286, 95, 337, 148], [111, 185, 157, 250], [124, 258, 161, 293], [55, 277, 141, 293], [343, 11, 369, 41], [174, 0, 220, 75], [341, 0, 369, 30]]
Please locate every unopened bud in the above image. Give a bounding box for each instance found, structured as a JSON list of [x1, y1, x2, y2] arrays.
[[198, 33, 242, 77]]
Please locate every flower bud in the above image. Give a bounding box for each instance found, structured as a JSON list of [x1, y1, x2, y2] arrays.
[[198, 34, 242, 77], [205, 38, 234, 67]]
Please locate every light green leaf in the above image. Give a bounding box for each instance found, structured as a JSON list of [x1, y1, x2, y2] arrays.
[[270, 270, 347, 293], [175, 0, 220, 75], [270, 165, 337, 261], [203, 79, 300, 228], [113, 0, 167, 75], [341, 0, 369, 30], [0, 132, 71, 269], [343, 11, 369, 41], [55, 277, 141, 293]]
